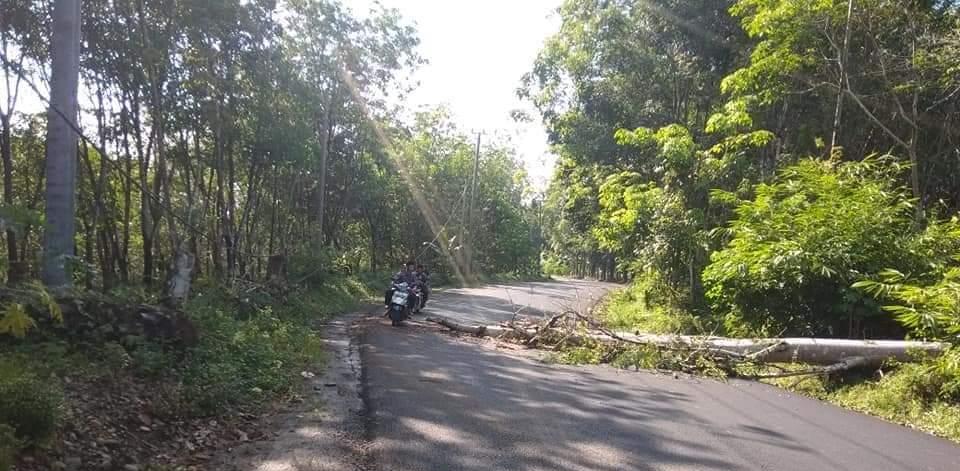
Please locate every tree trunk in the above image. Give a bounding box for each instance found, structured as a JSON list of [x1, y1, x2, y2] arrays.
[[316, 102, 331, 248], [266, 254, 286, 284], [0, 114, 21, 283], [42, 0, 82, 289], [164, 241, 195, 308], [428, 316, 948, 366], [829, 0, 854, 157]]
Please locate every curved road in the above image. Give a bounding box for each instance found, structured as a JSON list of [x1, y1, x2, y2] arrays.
[[361, 279, 960, 471]]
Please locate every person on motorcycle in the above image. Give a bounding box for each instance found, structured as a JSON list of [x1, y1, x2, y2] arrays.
[[415, 263, 430, 307], [384, 261, 419, 308]]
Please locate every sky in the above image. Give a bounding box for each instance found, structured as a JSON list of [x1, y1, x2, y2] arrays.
[[353, 0, 562, 190], [5, 0, 563, 189]]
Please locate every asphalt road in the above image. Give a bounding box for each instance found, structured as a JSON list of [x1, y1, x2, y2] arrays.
[[426, 278, 616, 325], [361, 280, 960, 471]]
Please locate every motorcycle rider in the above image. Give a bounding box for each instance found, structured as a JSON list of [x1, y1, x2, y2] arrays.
[[415, 263, 430, 307], [384, 260, 420, 309]]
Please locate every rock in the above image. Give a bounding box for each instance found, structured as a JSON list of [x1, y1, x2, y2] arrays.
[[65, 457, 83, 468], [52, 461, 67, 470], [124, 464, 141, 471]]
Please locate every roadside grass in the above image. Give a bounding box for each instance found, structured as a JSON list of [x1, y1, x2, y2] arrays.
[[756, 360, 960, 443], [601, 273, 703, 335]]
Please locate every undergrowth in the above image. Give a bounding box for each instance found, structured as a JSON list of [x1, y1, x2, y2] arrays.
[[601, 271, 703, 334], [759, 350, 960, 442], [0, 273, 377, 468]]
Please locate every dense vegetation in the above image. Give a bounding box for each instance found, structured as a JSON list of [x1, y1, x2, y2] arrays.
[[0, 0, 542, 466], [526, 0, 960, 340], [526, 0, 960, 440]]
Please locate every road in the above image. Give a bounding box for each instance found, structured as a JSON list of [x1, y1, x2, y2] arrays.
[[425, 278, 615, 325], [361, 279, 960, 471]]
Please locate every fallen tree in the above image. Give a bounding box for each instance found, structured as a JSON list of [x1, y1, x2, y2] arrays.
[[425, 313, 948, 367]]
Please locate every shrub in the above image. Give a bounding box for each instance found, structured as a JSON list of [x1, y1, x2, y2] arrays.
[[827, 354, 960, 441], [0, 368, 63, 445], [855, 262, 960, 342], [175, 290, 326, 416], [603, 271, 702, 334], [703, 157, 955, 337], [0, 424, 20, 471]]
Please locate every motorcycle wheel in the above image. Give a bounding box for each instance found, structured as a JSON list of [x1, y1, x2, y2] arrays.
[[389, 305, 405, 324]]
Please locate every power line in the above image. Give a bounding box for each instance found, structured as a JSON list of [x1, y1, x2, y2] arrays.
[[416, 178, 470, 262]]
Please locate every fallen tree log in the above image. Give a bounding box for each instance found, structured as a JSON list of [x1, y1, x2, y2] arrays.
[[425, 315, 948, 366]]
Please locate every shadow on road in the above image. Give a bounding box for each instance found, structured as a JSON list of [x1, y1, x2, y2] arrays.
[[359, 325, 960, 471]]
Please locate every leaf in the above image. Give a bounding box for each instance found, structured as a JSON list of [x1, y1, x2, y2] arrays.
[[0, 303, 36, 338], [28, 281, 63, 324]]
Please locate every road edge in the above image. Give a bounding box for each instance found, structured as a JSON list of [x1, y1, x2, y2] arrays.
[[212, 305, 380, 471]]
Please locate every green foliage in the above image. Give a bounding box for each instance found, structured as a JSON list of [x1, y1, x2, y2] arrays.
[[0, 304, 34, 338], [551, 340, 728, 378], [0, 282, 64, 338], [702, 157, 944, 336], [0, 424, 19, 471], [855, 259, 960, 341], [603, 271, 702, 334], [0, 365, 63, 446], [169, 286, 333, 416], [163, 271, 374, 415], [557, 346, 605, 365]]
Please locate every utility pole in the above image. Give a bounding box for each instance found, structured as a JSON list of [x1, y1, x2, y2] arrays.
[[465, 132, 481, 280]]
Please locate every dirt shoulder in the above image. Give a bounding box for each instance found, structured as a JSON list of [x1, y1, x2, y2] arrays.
[[212, 307, 380, 471]]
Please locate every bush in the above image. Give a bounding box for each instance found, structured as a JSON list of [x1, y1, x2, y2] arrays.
[[162, 282, 347, 417], [703, 157, 956, 337], [0, 424, 20, 471], [855, 258, 960, 341], [0, 368, 63, 446], [603, 271, 702, 334]]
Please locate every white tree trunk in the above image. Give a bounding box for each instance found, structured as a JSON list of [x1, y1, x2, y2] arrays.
[[42, 0, 82, 288], [165, 242, 195, 307], [427, 316, 948, 366]]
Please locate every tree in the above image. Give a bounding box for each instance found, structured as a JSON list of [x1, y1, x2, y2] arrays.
[[42, 0, 81, 288]]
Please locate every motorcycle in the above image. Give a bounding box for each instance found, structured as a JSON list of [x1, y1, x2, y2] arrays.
[[387, 281, 422, 326]]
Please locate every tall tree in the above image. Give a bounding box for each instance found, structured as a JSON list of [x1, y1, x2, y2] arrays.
[[41, 0, 81, 288]]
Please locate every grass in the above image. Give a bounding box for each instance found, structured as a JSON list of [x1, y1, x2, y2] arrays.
[[759, 360, 960, 443], [600, 272, 702, 334]]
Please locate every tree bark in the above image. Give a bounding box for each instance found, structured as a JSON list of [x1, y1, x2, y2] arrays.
[[42, 0, 82, 289], [0, 114, 21, 283], [164, 241, 195, 307], [428, 316, 948, 366]]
